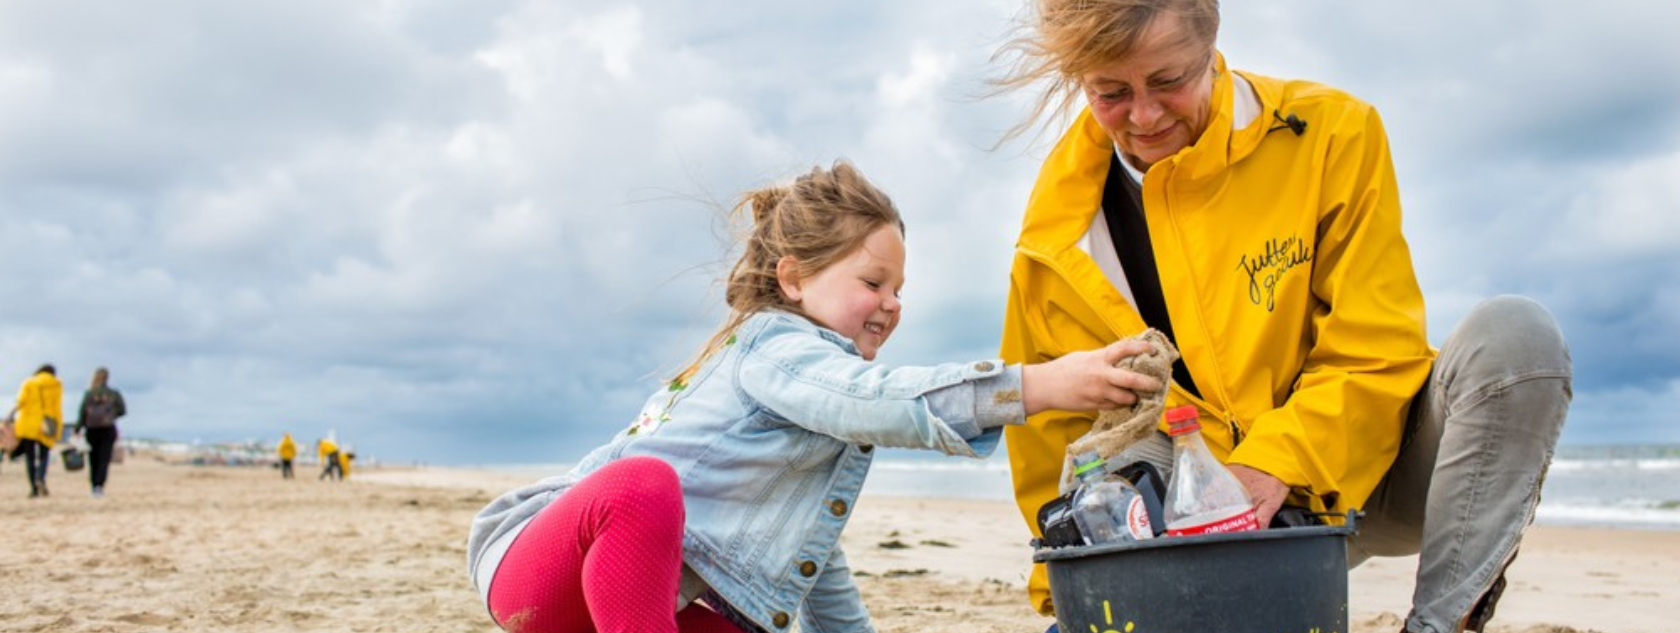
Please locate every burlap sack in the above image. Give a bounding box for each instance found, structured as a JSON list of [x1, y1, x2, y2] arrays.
[[1059, 328, 1178, 491]]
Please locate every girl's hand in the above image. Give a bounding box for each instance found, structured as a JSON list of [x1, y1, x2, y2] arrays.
[[1022, 340, 1165, 416]]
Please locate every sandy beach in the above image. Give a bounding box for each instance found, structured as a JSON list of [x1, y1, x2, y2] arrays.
[[1, 457, 1674, 633]]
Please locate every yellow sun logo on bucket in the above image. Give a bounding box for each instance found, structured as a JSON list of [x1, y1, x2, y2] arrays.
[[1087, 600, 1136, 633]]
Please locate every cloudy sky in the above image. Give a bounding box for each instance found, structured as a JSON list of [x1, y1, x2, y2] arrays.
[[2, 1, 1676, 465]]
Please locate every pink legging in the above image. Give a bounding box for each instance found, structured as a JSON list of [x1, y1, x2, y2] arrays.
[[487, 456, 746, 633]]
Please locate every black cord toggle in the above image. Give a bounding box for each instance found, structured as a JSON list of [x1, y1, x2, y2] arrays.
[[1268, 110, 1307, 136]]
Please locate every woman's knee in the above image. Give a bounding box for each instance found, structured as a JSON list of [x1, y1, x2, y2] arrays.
[[1449, 295, 1571, 376]]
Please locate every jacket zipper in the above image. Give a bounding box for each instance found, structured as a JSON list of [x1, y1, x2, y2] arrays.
[[1167, 381, 1242, 448], [1148, 159, 1247, 451]]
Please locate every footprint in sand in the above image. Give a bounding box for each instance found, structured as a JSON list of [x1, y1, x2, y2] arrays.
[[115, 612, 175, 626]]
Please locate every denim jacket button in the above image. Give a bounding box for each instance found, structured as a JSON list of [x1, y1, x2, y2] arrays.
[[772, 612, 791, 628], [829, 499, 848, 516], [859, 444, 873, 454], [973, 361, 995, 372], [799, 560, 818, 577]]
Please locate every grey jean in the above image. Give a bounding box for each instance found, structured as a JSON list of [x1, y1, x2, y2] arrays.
[[1112, 295, 1572, 633]]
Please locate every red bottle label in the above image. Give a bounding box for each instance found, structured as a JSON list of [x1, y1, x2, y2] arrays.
[[1165, 508, 1260, 536], [1125, 496, 1155, 540]]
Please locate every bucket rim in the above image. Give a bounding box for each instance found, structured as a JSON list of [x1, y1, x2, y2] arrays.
[[1033, 510, 1360, 563]]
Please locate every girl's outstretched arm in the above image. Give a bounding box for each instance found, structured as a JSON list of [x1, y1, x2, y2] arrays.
[[738, 320, 1161, 456]]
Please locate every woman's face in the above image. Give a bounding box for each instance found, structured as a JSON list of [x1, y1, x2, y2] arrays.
[[1080, 15, 1216, 171]]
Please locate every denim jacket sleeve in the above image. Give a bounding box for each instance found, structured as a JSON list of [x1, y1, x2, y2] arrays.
[[923, 365, 1025, 440], [797, 548, 872, 633], [737, 323, 1021, 458]]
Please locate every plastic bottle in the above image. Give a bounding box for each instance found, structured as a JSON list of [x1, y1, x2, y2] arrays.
[[1069, 451, 1155, 545], [1162, 406, 1260, 536]]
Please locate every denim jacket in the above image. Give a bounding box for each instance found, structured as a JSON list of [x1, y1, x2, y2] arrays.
[[467, 310, 1025, 632]]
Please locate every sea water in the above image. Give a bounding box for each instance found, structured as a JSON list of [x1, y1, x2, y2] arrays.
[[860, 444, 1680, 531], [1533, 444, 1680, 530], [483, 444, 1680, 531]]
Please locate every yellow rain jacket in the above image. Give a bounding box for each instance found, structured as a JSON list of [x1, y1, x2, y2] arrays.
[[1002, 54, 1436, 613], [14, 371, 65, 449], [278, 434, 297, 460]]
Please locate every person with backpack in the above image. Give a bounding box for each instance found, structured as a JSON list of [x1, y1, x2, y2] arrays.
[[74, 366, 127, 498]]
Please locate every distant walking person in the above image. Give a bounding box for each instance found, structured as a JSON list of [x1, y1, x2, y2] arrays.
[[317, 437, 343, 481], [74, 367, 127, 498], [278, 432, 297, 479], [8, 364, 64, 498]]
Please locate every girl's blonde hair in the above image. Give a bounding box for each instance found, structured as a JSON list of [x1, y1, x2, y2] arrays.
[[674, 160, 903, 384], [991, 0, 1220, 142], [90, 367, 109, 390]]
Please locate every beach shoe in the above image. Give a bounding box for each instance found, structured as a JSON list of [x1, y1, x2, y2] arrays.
[[1463, 547, 1520, 632], [91, 487, 105, 499], [1044, 624, 1058, 633]]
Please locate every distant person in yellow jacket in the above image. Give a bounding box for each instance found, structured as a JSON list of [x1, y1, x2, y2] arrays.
[[277, 433, 297, 479], [8, 364, 64, 498], [317, 438, 343, 481]]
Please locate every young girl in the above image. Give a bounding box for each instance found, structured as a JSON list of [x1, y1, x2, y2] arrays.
[[466, 161, 1162, 633]]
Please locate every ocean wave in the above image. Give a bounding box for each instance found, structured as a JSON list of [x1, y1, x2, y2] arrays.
[[1535, 502, 1680, 530], [1548, 458, 1680, 471]]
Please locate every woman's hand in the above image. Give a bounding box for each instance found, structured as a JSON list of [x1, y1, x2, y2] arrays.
[[1022, 340, 1164, 416], [1228, 464, 1289, 527]]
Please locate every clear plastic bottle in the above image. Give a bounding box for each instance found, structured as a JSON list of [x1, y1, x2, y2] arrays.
[[1069, 451, 1156, 545], [1162, 406, 1260, 536]]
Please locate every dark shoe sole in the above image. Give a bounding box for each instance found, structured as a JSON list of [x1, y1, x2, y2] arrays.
[[1464, 551, 1516, 632]]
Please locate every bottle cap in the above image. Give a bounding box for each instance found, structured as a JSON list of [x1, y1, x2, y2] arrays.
[[1071, 451, 1105, 477], [1164, 405, 1201, 436]]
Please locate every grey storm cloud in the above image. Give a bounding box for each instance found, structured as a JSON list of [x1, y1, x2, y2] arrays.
[[0, 0, 1674, 463]]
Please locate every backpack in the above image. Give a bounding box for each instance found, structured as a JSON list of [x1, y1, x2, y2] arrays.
[[85, 391, 120, 429]]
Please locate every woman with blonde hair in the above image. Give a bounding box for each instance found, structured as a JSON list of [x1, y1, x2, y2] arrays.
[[75, 366, 128, 497], [991, 2, 1571, 631]]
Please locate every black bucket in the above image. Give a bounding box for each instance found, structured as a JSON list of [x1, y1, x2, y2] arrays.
[[1033, 512, 1358, 633]]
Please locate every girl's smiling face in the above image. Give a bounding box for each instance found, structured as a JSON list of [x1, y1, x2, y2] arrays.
[[777, 224, 905, 360]]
